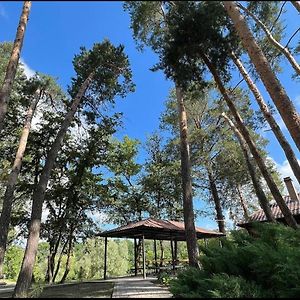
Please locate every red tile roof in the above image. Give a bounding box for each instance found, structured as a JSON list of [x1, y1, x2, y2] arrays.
[[238, 194, 300, 227], [97, 218, 225, 240]]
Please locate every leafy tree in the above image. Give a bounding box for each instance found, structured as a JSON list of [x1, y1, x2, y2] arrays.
[[155, 1, 297, 228], [42, 116, 120, 283], [141, 133, 183, 220], [3, 245, 23, 281], [159, 83, 276, 231], [13, 40, 134, 297], [101, 136, 146, 224], [0, 74, 64, 279], [124, 1, 200, 267]]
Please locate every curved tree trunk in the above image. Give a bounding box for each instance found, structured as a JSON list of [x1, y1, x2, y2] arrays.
[[237, 3, 300, 76], [0, 1, 32, 132], [223, 1, 300, 152], [291, 1, 300, 13], [176, 85, 199, 268], [221, 112, 275, 222], [231, 52, 300, 186], [0, 90, 40, 279], [200, 52, 297, 228], [236, 184, 250, 222], [12, 73, 94, 298], [207, 167, 226, 233], [52, 239, 68, 283], [46, 229, 63, 283], [60, 230, 74, 284]]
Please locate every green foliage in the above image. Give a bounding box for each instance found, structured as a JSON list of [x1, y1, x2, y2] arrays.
[[123, 1, 167, 52], [157, 270, 172, 286], [141, 133, 183, 220], [171, 269, 266, 298], [3, 245, 23, 280], [156, 1, 240, 87], [33, 242, 49, 282], [170, 223, 300, 298], [68, 40, 135, 105]]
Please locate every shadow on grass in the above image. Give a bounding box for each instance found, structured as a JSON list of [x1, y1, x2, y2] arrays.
[[0, 281, 114, 298], [39, 281, 114, 298]]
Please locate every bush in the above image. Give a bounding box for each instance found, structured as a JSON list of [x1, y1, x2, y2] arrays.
[[157, 271, 172, 286], [3, 245, 23, 281], [170, 223, 300, 298]]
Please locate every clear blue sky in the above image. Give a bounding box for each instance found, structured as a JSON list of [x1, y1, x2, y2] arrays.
[[0, 1, 299, 231]]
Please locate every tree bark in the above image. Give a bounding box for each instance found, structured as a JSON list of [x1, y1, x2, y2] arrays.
[[231, 52, 300, 186], [47, 229, 63, 283], [223, 1, 300, 152], [236, 184, 250, 222], [221, 112, 275, 222], [201, 52, 298, 229], [52, 239, 68, 283], [0, 1, 32, 132], [237, 3, 300, 76], [12, 73, 94, 298], [291, 1, 300, 13], [59, 230, 74, 284], [207, 167, 226, 234], [0, 90, 40, 279], [175, 85, 199, 268]]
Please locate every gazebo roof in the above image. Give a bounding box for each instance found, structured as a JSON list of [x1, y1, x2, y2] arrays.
[[238, 195, 300, 228], [96, 218, 225, 241]]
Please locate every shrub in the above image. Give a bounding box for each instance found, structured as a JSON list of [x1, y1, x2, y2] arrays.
[[157, 270, 173, 286], [170, 223, 300, 298]]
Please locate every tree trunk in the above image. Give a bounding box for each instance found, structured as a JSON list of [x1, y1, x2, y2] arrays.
[[201, 52, 298, 229], [207, 167, 226, 234], [231, 52, 300, 186], [46, 230, 63, 283], [223, 1, 300, 152], [46, 254, 53, 284], [175, 85, 199, 268], [0, 90, 40, 279], [12, 73, 94, 298], [291, 1, 300, 13], [0, 1, 32, 132], [237, 3, 300, 76], [59, 231, 73, 284], [52, 239, 68, 283], [236, 184, 250, 222], [221, 112, 275, 222]]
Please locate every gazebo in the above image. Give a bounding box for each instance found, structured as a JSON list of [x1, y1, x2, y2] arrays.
[[96, 218, 225, 279]]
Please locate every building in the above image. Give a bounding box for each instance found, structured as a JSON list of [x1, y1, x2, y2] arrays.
[[238, 177, 300, 230]]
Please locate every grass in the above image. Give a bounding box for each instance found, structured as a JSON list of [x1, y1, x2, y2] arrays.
[[0, 281, 114, 298]]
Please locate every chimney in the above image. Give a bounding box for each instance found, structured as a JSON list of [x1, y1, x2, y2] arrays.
[[284, 177, 299, 201]]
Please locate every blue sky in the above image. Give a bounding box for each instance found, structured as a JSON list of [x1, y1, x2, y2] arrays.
[[0, 1, 300, 231]]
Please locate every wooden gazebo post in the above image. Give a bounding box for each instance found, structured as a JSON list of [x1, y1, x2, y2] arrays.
[[174, 240, 178, 267], [103, 236, 108, 280], [134, 238, 138, 276], [170, 238, 175, 273], [154, 239, 158, 274], [142, 234, 146, 279]]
